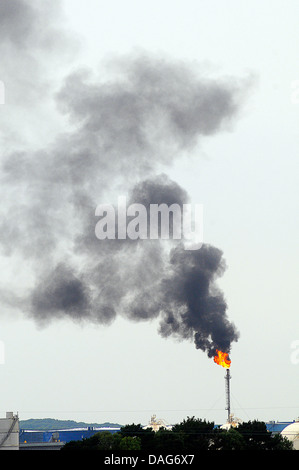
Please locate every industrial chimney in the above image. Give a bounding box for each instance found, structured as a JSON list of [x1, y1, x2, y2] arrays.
[[225, 369, 231, 423]]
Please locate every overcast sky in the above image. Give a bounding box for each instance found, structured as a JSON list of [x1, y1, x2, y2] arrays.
[[0, 0, 298, 427]]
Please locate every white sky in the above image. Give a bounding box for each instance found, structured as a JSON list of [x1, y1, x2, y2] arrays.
[[0, 0, 298, 427]]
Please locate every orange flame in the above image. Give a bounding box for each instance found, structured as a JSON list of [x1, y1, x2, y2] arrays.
[[214, 349, 231, 368]]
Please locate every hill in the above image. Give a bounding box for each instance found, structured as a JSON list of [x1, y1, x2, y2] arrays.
[[20, 418, 122, 431]]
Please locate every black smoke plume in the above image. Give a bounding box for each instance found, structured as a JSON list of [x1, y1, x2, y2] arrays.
[[158, 243, 239, 357], [0, 2, 248, 356]]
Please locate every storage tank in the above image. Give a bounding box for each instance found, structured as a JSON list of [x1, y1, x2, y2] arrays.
[[281, 418, 299, 450], [0, 412, 19, 450]]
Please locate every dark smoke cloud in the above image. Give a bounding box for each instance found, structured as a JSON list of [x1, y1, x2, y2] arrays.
[[31, 264, 92, 324], [0, 9, 247, 356], [26, 175, 239, 354], [158, 244, 239, 356], [56, 53, 244, 176], [1, 53, 247, 256]]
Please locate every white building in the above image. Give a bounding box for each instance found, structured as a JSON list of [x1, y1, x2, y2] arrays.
[[281, 418, 299, 450], [0, 412, 19, 450]]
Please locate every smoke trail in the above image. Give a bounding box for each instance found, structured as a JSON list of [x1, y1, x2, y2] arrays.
[[0, 2, 249, 355]]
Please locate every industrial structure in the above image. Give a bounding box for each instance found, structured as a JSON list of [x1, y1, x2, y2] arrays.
[[281, 419, 299, 450], [225, 368, 231, 423], [0, 412, 19, 450], [143, 414, 172, 432], [19, 425, 121, 450]]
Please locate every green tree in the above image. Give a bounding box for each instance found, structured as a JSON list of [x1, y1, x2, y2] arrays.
[[119, 423, 155, 452], [153, 427, 185, 453], [234, 420, 293, 450], [172, 416, 214, 451], [118, 436, 141, 450], [210, 427, 246, 450], [94, 431, 115, 450], [62, 431, 119, 450], [270, 433, 293, 451]]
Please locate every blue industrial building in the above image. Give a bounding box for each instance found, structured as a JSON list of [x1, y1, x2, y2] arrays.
[[20, 426, 121, 446], [265, 421, 294, 434]]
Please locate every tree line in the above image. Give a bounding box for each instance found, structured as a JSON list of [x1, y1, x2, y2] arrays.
[[61, 416, 293, 451]]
